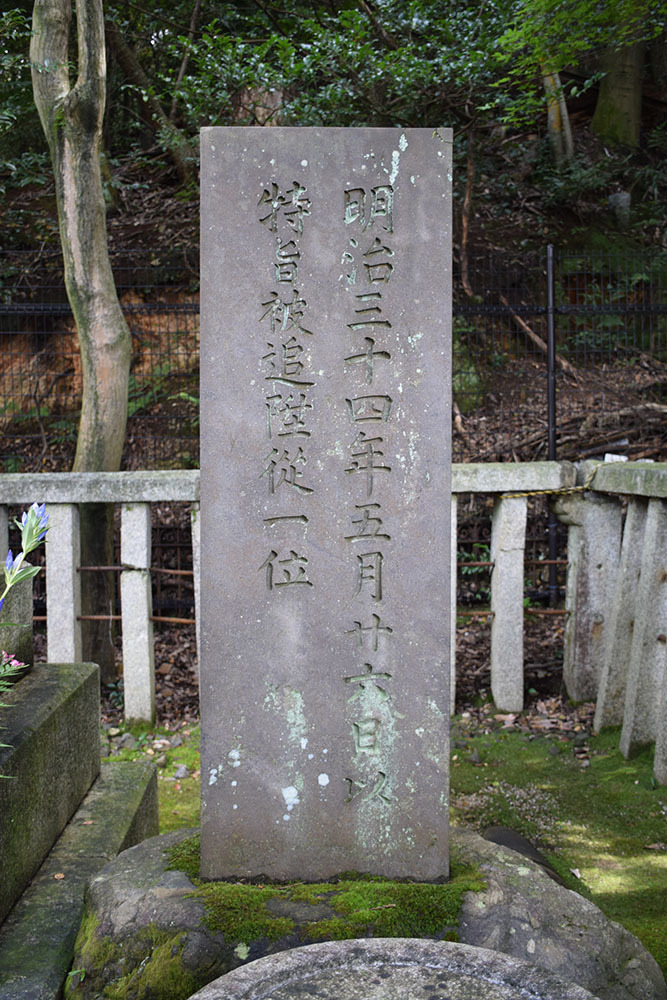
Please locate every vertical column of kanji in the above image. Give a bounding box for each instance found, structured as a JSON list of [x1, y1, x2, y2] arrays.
[[257, 182, 316, 597], [339, 183, 402, 836]]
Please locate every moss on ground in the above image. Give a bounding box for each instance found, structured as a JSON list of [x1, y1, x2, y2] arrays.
[[450, 721, 667, 975], [103, 724, 200, 834]]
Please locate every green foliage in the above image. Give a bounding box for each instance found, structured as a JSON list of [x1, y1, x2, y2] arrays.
[[0, 7, 46, 162], [453, 320, 485, 413], [127, 362, 175, 417], [495, 0, 664, 126], [458, 542, 491, 604]]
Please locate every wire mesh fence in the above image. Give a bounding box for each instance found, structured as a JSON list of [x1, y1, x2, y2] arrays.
[[2, 245, 665, 636], [0, 248, 200, 473], [1, 246, 664, 474], [452, 249, 666, 464], [3, 244, 663, 710]]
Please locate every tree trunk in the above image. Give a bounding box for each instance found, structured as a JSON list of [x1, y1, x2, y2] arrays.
[[542, 68, 573, 166], [591, 42, 645, 147], [31, 0, 132, 680]]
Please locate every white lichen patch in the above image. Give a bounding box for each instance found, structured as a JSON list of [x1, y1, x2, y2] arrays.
[[228, 748, 241, 768], [282, 785, 300, 811], [318, 773, 330, 787]]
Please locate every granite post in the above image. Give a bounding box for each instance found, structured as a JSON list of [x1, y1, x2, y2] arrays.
[[200, 127, 452, 881]]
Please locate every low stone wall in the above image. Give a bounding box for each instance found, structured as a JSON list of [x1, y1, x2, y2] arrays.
[[0, 661, 100, 923]]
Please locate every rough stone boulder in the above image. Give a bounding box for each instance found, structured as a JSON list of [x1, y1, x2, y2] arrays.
[[67, 827, 666, 1000], [454, 826, 666, 1000]]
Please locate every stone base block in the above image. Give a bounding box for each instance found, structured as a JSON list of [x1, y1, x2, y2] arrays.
[[0, 760, 158, 999], [0, 662, 100, 924]]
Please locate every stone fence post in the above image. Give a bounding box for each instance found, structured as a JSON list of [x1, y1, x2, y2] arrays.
[[120, 503, 155, 722], [490, 495, 528, 712], [594, 499, 647, 730], [553, 489, 622, 703], [619, 498, 667, 758], [45, 503, 82, 663]]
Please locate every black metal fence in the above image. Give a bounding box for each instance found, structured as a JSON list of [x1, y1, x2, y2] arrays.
[[1, 246, 664, 474], [3, 245, 663, 695], [452, 248, 666, 464]]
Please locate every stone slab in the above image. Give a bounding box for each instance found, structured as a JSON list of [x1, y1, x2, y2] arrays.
[[0, 470, 200, 504], [594, 499, 647, 731], [490, 496, 527, 712], [0, 760, 158, 999], [200, 127, 452, 881], [0, 662, 100, 924], [452, 461, 575, 494], [619, 498, 667, 756], [187, 938, 597, 1000], [45, 503, 82, 663], [591, 462, 667, 499]]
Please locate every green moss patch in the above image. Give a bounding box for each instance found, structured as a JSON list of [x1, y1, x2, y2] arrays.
[[67, 908, 210, 999], [165, 835, 484, 945]]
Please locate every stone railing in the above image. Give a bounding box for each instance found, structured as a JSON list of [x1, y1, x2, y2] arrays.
[[0, 471, 200, 722], [1, 461, 664, 784]]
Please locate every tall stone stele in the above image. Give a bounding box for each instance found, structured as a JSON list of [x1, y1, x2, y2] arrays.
[[200, 127, 452, 882]]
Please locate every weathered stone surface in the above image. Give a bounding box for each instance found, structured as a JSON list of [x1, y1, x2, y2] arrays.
[[0, 470, 200, 504], [595, 499, 647, 731], [69, 827, 666, 1000], [591, 462, 667, 499], [121, 502, 155, 722], [452, 461, 576, 494], [554, 491, 623, 702], [0, 761, 158, 999], [490, 496, 527, 712], [454, 826, 667, 1000], [0, 661, 100, 925], [189, 938, 597, 1000], [45, 503, 82, 663], [619, 497, 667, 757], [200, 127, 452, 881]]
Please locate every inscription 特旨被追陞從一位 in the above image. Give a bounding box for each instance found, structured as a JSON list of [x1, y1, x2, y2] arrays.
[[200, 127, 452, 882], [258, 178, 314, 592]]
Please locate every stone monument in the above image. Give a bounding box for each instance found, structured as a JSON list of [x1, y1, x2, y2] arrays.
[[200, 127, 452, 881]]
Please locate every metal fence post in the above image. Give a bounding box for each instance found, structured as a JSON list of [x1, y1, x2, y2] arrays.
[[546, 245, 559, 606]]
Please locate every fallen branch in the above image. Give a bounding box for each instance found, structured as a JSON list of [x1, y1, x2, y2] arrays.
[[499, 294, 578, 378]]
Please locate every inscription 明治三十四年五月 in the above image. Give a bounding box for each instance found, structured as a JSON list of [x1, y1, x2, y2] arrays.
[[340, 183, 404, 805]]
